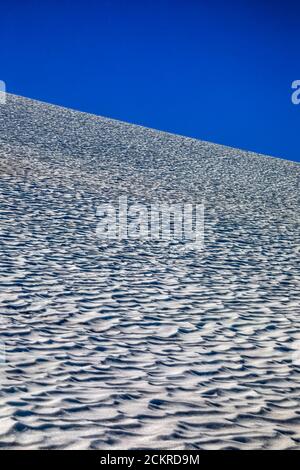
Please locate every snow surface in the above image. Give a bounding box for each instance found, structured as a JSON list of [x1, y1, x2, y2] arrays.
[[0, 93, 299, 449]]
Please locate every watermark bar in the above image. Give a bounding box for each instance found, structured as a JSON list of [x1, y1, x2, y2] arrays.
[[1, 449, 247, 465]]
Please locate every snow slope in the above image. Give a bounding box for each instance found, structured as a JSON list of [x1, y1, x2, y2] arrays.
[[0, 93, 299, 449]]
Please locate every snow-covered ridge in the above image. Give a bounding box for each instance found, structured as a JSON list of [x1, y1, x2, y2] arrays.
[[0, 94, 299, 449]]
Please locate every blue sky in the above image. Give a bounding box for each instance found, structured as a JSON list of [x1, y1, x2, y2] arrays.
[[1, 0, 300, 162]]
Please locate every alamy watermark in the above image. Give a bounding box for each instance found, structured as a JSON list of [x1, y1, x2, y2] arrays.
[[291, 80, 300, 105], [0, 80, 6, 104], [96, 197, 204, 249]]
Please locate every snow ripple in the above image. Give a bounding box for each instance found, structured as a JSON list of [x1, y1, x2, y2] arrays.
[[0, 94, 299, 449]]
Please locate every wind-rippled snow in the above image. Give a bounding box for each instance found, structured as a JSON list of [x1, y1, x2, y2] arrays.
[[0, 94, 299, 449]]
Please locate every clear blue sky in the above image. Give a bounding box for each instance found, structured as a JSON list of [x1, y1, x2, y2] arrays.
[[1, 0, 300, 162]]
